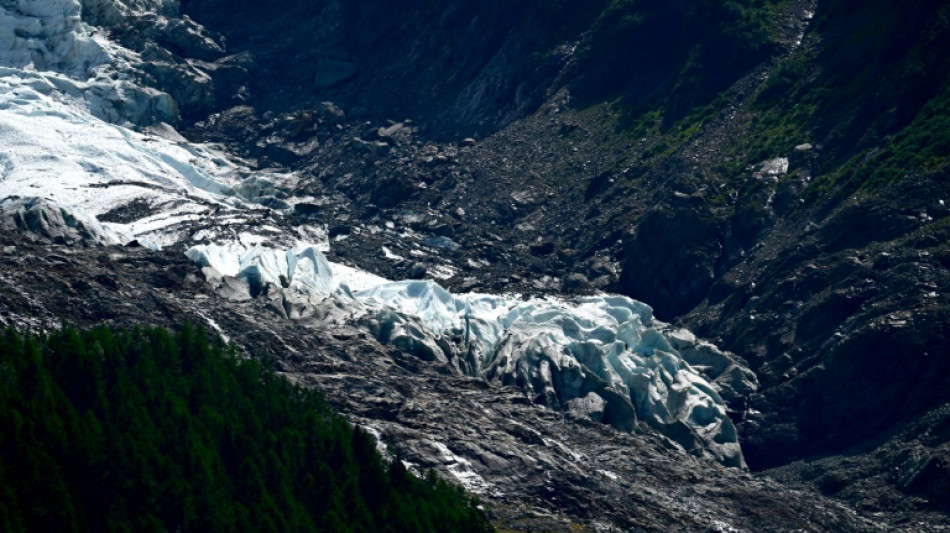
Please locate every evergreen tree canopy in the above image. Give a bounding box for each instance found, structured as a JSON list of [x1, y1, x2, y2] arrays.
[[0, 323, 493, 533]]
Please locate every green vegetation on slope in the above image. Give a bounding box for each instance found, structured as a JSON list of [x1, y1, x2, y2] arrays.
[[739, 0, 950, 199], [590, 0, 950, 210], [0, 324, 492, 533], [576, 0, 790, 120]]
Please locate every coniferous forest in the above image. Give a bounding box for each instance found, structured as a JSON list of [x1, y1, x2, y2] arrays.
[[0, 323, 493, 533]]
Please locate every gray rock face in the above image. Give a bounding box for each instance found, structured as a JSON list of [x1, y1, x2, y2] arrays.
[[179, 2, 586, 138], [566, 391, 607, 421], [101, 9, 228, 120], [620, 206, 723, 320], [0, 198, 117, 246]]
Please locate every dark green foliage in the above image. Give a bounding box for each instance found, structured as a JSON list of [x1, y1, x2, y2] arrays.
[[576, 0, 787, 122], [0, 324, 492, 533], [738, 0, 950, 198]]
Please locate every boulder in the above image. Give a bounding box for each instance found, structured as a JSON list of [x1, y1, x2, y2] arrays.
[[0, 198, 118, 246]]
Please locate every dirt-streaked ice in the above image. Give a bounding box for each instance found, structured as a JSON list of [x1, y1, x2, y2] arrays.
[[186, 243, 753, 467]]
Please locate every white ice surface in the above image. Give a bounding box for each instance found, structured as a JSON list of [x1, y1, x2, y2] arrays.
[[356, 281, 730, 429], [0, 78, 251, 245], [331, 262, 390, 292], [185, 243, 388, 296], [359, 282, 742, 465], [0, 0, 112, 76], [0, 0, 178, 126], [0, 0, 303, 249], [184, 243, 745, 465]]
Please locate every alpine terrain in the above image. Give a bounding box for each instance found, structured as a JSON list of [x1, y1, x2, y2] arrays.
[[0, 0, 949, 531]]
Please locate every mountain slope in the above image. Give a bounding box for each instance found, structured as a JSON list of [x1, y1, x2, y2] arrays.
[[174, 0, 950, 517], [0, 232, 881, 531], [1, 0, 949, 529]]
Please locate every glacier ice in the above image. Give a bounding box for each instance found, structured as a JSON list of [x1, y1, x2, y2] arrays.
[[0, 58, 301, 249], [0, 0, 112, 76], [0, 78, 251, 246], [358, 283, 750, 467], [185, 244, 753, 467], [0, 0, 295, 249], [186, 243, 341, 297], [0, 0, 179, 126]]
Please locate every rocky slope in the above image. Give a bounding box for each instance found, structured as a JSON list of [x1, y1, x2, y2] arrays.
[[2, 0, 950, 529], [178, 0, 950, 472], [0, 231, 882, 531], [175, 0, 950, 523]]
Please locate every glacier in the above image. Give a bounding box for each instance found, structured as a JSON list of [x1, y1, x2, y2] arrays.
[[0, 0, 178, 126], [0, 0, 756, 468], [0, 0, 303, 249], [0, 75, 246, 247], [186, 243, 755, 467], [357, 279, 755, 468]]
